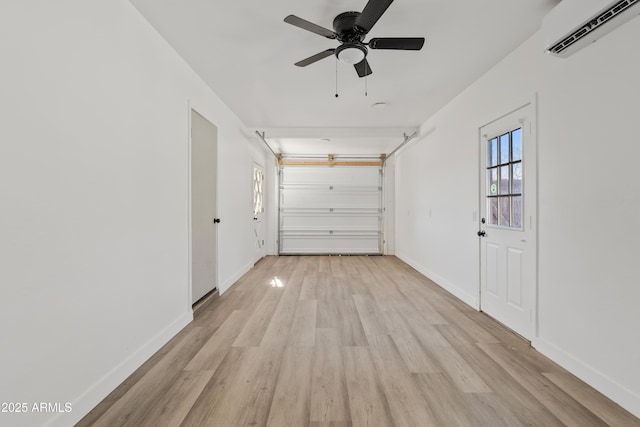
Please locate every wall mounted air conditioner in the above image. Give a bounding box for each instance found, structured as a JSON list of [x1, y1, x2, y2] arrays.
[[543, 0, 640, 57]]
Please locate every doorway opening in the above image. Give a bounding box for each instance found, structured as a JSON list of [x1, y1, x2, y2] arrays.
[[190, 109, 218, 306]]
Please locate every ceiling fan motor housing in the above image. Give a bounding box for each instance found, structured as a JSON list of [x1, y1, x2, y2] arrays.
[[333, 11, 365, 42]]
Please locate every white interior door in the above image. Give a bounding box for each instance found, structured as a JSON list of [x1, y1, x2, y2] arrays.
[[479, 104, 537, 340], [252, 161, 266, 263], [191, 110, 217, 304], [279, 165, 382, 254]]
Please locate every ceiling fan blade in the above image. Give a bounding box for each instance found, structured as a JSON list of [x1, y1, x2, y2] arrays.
[[354, 58, 373, 78], [355, 0, 394, 34], [295, 49, 336, 67], [368, 37, 425, 50], [284, 15, 337, 39]]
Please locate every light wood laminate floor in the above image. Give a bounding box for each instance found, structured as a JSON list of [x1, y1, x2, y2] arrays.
[[78, 256, 640, 427]]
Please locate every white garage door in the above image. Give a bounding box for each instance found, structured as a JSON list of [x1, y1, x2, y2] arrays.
[[279, 166, 383, 254]]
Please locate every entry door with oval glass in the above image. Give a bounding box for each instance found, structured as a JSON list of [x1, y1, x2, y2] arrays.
[[252, 162, 266, 263], [479, 104, 537, 340]]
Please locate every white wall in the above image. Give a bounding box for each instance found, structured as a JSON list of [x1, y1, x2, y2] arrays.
[[0, 1, 259, 426], [395, 18, 640, 416]]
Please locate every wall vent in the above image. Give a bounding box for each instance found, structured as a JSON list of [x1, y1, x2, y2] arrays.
[[544, 0, 640, 57]]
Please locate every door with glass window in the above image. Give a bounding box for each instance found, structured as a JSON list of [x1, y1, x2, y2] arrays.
[[252, 162, 266, 263], [479, 104, 537, 340]]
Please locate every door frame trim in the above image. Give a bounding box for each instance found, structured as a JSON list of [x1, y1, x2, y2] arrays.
[[476, 94, 539, 340]]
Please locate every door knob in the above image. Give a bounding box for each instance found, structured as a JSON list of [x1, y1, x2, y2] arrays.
[[213, 218, 221, 224], [477, 230, 486, 237]]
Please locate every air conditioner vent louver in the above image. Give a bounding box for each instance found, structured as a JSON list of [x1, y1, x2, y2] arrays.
[[548, 0, 640, 55]]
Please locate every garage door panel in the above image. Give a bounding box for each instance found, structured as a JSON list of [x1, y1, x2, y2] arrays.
[[282, 167, 380, 185], [282, 215, 380, 229], [280, 234, 380, 254], [281, 190, 380, 209], [279, 166, 382, 255], [280, 207, 380, 215]]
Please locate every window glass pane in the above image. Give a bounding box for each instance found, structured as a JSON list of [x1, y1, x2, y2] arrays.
[[499, 133, 510, 164], [512, 163, 522, 194], [499, 165, 510, 195], [487, 168, 498, 195], [486, 126, 524, 229], [253, 168, 264, 215], [489, 198, 498, 225], [487, 138, 498, 167], [512, 196, 522, 228], [512, 128, 522, 161], [499, 197, 510, 227]]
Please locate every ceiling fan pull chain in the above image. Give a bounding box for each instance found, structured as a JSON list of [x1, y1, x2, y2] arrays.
[[335, 56, 339, 98], [365, 62, 368, 96]]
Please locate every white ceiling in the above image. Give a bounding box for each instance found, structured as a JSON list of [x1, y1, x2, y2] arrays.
[[130, 0, 559, 157]]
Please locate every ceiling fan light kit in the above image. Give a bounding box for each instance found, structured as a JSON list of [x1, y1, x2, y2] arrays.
[[284, 0, 425, 79], [336, 44, 367, 64]]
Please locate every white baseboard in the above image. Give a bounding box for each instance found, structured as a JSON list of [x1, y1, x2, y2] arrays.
[[219, 261, 253, 295], [45, 311, 193, 427], [533, 337, 640, 419], [395, 251, 478, 309]]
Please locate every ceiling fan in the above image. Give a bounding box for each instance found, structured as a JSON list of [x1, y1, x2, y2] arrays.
[[284, 0, 425, 78]]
